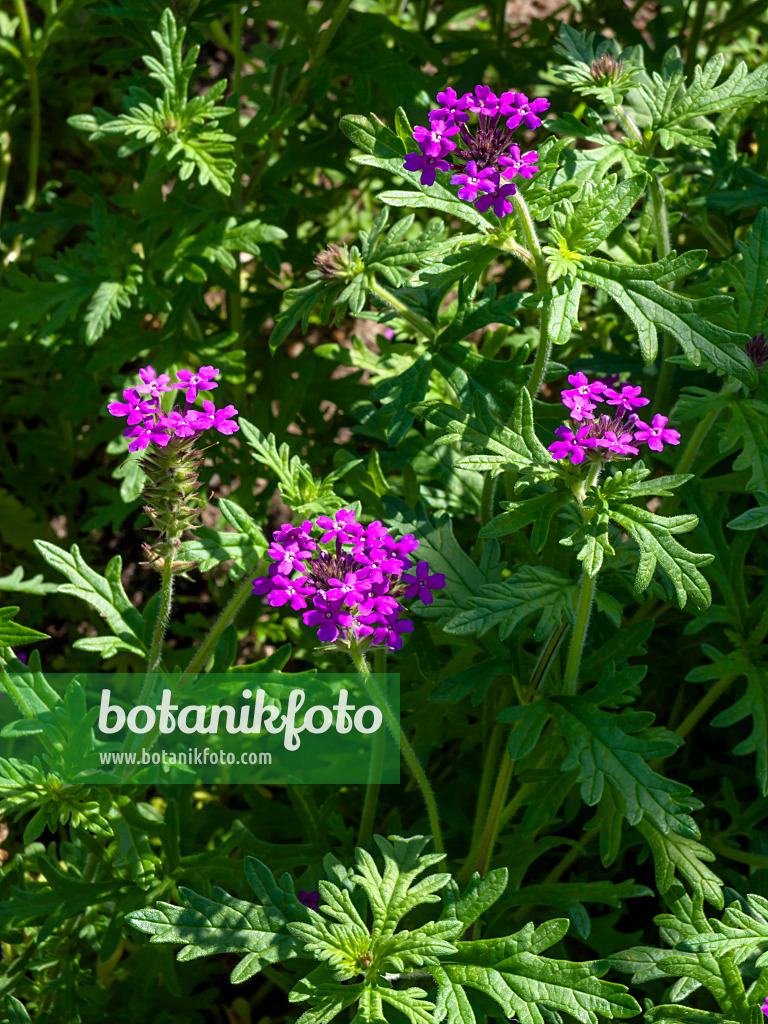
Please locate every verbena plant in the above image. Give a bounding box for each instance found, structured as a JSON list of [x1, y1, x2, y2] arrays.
[[2, 1, 768, 1022]]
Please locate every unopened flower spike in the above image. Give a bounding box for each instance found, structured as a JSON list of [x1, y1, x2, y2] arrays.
[[404, 82, 550, 218], [548, 372, 680, 467], [108, 364, 239, 574], [252, 510, 445, 652]]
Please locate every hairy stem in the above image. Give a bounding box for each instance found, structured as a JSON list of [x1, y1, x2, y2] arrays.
[[349, 639, 444, 853], [370, 280, 437, 341], [146, 554, 176, 679], [563, 572, 597, 696], [179, 554, 262, 685], [684, 0, 709, 77], [513, 193, 550, 398]]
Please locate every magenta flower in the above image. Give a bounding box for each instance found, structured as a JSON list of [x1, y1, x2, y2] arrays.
[[760, 999, 768, 1020], [265, 574, 316, 611], [124, 422, 172, 452], [451, 160, 496, 201], [316, 510, 363, 545], [633, 414, 681, 452], [172, 365, 219, 403], [404, 150, 450, 186], [596, 430, 639, 456], [432, 86, 471, 123], [604, 385, 650, 413], [353, 546, 405, 584], [108, 388, 156, 425], [135, 365, 173, 399], [252, 512, 443, 651], [474, 177, 517, 217], [501, 91, 550, 130], [298, 890, 321, 911], [499, 144, 539, 180], [402, 561, 447, 605], [303, 596, 355, 643], [467, 85, 500, 116], [413, 121, 460, 157], [326, 571, 373, 607], [548, 424, 597, 465], [191, 401, 239, 435], [159, 410, 199, 438]]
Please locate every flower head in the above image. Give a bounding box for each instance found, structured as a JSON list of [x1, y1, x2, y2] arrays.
[[252, 511, 444, 651], [760, 998, 768, 1020], [549, 373, 678, 467], [403, 81, 549, 218], [135, 365, 173, 400]]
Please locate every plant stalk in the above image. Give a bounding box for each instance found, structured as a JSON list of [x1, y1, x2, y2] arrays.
[[513, 192, 550, 398], [370, 280, 436, 342], [349, 639, 444, 853], [179, 554, 262, 685], [358, 647, 388, 848], [562, 572, 597, 695]]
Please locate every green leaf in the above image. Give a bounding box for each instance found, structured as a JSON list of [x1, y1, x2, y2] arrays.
[[0, 607, 49, 646], [640, 53, 768, 149], [725, 207, 768, 336], [443, 566, 577, 641], [676, 893, 768, 964], [636, 818, 724, 908], [577, 255, 757, 384], [728, 506, 768, 530], [34, 541, 146, 657], [0, 567, 58, 596], [481, 491, 572, 549], [548, 694, 699, 836], [127, 884, 300, 983], [411, 389, 551, 475], [547, 277, 583, 345], [383, 499, 494, 619], [562, 176, 647, 254], [606, 503, 713, 609]]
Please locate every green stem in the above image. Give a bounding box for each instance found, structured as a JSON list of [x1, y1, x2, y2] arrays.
[[12, 0, 40, 213], [461, 624, 566, 880], [675, 407, 721, 476], [467, 715, 506, 856], [370, 280, 436, 342], [179, 554, 262, 685], [0, 132, 11, 231], [707, 838, 768, 870], [480, 474, 498, 526], [563, 573, 597, 696], [349, 639, 444, 854], [142, 551, 176, 702], [513, 193, 550, 398], [229, 4, 244, 334], [684, 0, 709, 77], [674, 674, 737, 741], [358, 647, 388, 848]]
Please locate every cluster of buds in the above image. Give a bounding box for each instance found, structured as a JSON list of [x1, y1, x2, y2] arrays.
[[549, 372, 681, 465], [404, 84, 550, 218], [108, 365, 239, 573], [745, 333, 768, 369], [590, 54, 625, 84], [252, 509, 445, 652]]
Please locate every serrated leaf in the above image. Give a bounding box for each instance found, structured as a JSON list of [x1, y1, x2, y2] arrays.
[[636, 818, 723, 908], [577, 255, 757, 383], [548, 695, 698, 836], [0, 607, 49, 646]]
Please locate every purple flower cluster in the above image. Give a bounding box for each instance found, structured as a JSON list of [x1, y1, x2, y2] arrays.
[[252, 510, 446, 651], [548, 373, 681, 465], [404, 85, 550, 218], [108, 365, 239, 452]]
